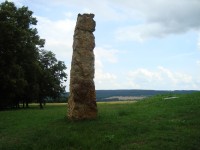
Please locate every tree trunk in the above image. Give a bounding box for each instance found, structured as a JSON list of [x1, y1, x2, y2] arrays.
[[26, 101, 29, 108], [39, 102, 43, 109]]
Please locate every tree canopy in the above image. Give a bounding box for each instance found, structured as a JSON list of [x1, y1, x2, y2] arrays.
[[0, 1, 67, 109]]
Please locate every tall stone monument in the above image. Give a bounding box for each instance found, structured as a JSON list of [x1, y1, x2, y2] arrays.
[[68, 13, 97, 120]]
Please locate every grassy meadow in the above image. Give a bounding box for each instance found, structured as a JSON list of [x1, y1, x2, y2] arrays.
[[0, 92, 200, 150]]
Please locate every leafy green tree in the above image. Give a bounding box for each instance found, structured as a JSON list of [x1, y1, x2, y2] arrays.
[[0, 1, 43, 106], [38, 50, 67, 108], [0, 1, 67, 109]]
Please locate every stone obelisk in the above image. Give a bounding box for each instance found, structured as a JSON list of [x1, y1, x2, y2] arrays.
[[68, 13, 97, 120]]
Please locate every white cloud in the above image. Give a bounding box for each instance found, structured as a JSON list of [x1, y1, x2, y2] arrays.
[[36, 15, 76, 61], [197, 60, 200, 66], [95, 69, 117, 82], [126, 66, 198, 90], [94, 47, 119, 63], [94, 46, 119, 89], [127, 68, 163, 89], [94, 68, 119, 89], [198, 33, 200, 49], [158, 66, 192, 84], [198, 42, 200, 49]]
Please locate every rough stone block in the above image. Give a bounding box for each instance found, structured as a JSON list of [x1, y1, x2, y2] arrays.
[[68, 13, 97, 120]]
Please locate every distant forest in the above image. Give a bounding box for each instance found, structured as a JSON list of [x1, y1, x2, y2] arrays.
[[64, 90, 199, 102]]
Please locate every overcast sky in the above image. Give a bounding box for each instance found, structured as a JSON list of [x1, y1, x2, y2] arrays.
[[2, 0, 200, 91]]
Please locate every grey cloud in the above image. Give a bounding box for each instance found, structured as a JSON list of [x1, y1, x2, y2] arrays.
[[113, 0, 200, 39]]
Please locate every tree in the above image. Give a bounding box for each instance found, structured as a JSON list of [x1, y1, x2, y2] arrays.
[[38, 50, 67, 108], [0, 1, 67, 109], [0, 1, 39, 108]]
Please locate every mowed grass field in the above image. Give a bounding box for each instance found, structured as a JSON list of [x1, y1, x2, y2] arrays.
[[0, 93, 200, 150]]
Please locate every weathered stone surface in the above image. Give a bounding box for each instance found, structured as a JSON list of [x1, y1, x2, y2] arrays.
[[68, 13, 97, 120]]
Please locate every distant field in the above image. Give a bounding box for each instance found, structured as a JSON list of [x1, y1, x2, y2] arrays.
[[97, 100, 137, 104], [0, 92, 200, 150]]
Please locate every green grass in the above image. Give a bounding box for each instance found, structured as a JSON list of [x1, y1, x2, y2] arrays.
[[0, 93, 200, 150]]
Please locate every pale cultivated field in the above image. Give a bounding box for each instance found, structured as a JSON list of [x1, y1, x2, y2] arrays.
[[104, 96, 146, 100]]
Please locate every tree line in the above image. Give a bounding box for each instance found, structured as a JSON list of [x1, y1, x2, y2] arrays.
[[0, 1, 67, 109]]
